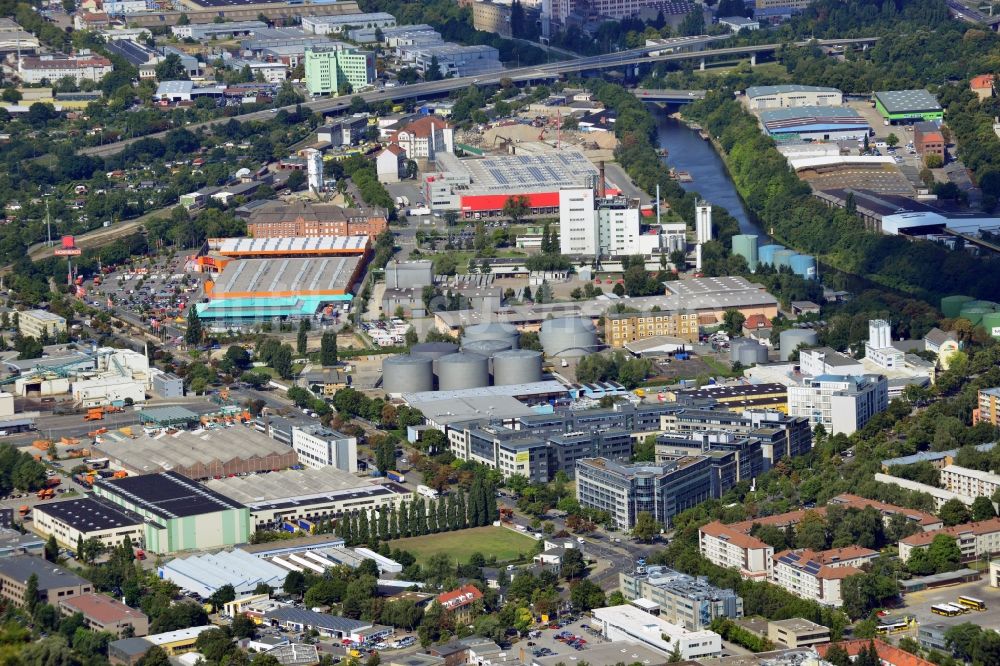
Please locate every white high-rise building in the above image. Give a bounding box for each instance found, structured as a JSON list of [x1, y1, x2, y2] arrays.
[[864, 319, 905, 370], [558, 189, 658, 257], [305, 149, 323, 193], [696, 202, 713, 243], [559, 187, 597, 255], [788, 374, 888, 435]]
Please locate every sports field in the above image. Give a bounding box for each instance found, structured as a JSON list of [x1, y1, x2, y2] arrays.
[[391, 526, 537, 565]]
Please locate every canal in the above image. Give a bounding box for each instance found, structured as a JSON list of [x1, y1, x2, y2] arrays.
[[654, 110, 768, 239]]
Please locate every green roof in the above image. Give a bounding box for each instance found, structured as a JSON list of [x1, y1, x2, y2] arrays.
[[874, 89, 942, 114]]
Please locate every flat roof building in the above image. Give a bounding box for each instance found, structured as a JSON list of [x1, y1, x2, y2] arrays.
[[109, 625, 215, 665], [17, 309, 67, 340], [159, 549, 289, 598], [874, 89, 943, 123], [93, 472, 251, 554], [767, 618, 830, 649], [59, 592, 149, 637], [0, 555, 93, 607], [32, 496, 145, 551], [302, 12, 396, 34], [290, 424, 358, 472], [591, 604, 721, 661], [759, 106, 871, 142], [744, 85, 842, 109], [619, 565, 743, 630]]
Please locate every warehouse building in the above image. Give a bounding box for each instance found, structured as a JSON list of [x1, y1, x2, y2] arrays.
[[874, 89, 944, 124], [109, 626, 215, 666], [158, 549, 288, 598], [744, 85, 843, 109], [0, 556, 93, 606], [93, 426, 298, 479], [302, 12, 396, 34], [59, 593, 149, 638], [32, 496, 145, 550], [245, 202, 388, 239], [209, 236, 371, 259], [205, 467, 411, 530], [759, 106, 871, 142], [92, 472, 251, 554], [666, 382, 788, 412], [263, 607, 384, 642]]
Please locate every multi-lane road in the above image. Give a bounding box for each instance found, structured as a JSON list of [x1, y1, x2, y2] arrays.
[[79, 35, 877, 159]]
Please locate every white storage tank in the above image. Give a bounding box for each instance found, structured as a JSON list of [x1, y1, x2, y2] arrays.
[[540, 317, 598, 358], [779, 329, 819, 362], [436, 352, 490, 390], [461, 322, 520, 349], [382, 355, 434, 394], [492, 349, 543, 385]]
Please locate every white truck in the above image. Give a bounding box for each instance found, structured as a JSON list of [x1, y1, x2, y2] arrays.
[[408, 206, 431, 216], [416, 484, 440, 499]]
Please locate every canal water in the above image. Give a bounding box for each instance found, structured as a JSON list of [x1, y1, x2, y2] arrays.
[[654, 110, 767, 238]]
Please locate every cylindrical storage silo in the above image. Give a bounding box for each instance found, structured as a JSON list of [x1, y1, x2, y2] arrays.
[[790, 254, 817, 279], [410, 342, 459, 361], [960, 305, 993, 326], [982, 312, 1000, 338], [738, 342, 768, 366], [463, 339, 513, 374], [493, 349, 543, 385], [540, 317, 598, 357], [461, 322, 520, 349], [382, 355, 434, 394], [758, 244, 785, 267], [436, 352, 489, 390], [729, 338, 750, 363], [779, 329, 819, 361], [941, 295, 975, 319], [731, 234, 759, 271], [773, 249, 796, 270]]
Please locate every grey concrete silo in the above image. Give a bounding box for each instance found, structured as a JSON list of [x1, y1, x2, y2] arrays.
[[461, 322, 520, 349], [492, 349, 543, 386], [779, 329, 819, 362], [382, 355, 434, 394], [436, 352, 490, 391], [539, 317, 598, 358]]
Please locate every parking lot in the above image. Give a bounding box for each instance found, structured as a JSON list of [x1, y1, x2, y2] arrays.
[[520, 617, 609, 662], [901, 580, 1000, 633]]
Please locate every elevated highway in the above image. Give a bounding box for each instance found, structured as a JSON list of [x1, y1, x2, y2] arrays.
[[79, 36, 877, 158]]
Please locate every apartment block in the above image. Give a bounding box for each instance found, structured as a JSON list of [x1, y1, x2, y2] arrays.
[[19, 54, 113, 84], [17, 309, 67, 340], [619, 565, 743, 630], [604, 310, 700, 348], [976, 387, 1000, 426], [575, 457, 713, 530], [940, 464, 1000, 499], [771, 546, 879, 607], [472, 0, 511, 37], [787, 373, 888, 435], [699, 521, 774, 581], [898, 518, 1000, 563], [59, 593, 149, 637]]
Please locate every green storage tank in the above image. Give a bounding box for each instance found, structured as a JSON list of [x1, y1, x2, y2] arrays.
[[982, 312, 1000, 339], [732, 234, 759, 271], [964, 300, 999, 311], [941, 295, 974, 319], [959, 306, 993, 326]]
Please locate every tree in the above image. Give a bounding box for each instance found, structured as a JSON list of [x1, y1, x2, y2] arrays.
[[561, 548, 585, 580], [272, 344, 294, 379], [722, 309, 746, 337], [185, 307, 203, 345], [633, 511, 662, 542], [138, 646, 171, 666], [297, 319, 309, 355], [208, 584, 236, 612], [939, 498, 971, 526], [25, 573, 38, 613], [972, 495, 997, 521], [425, 55, 443, 81], [155, 53, 188, 81], [44, 535, 58, 562], [569, 579, 605, 611], [283, 570, 307, 597], [502, 195, 530, 224], [231, 613, 257, 639], [886, 133, 899, 148], [224, 345, 251, 374], [1, 88, 21, 104], [286, 170, 306, 191], [926, 534, 961, 573], [320, 330, 338, 366]]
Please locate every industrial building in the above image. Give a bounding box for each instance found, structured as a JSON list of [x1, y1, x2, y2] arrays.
[[0, 556, 93, 607], [245, 202, 388, 239], [205, 467, 411, 530], [59, 593, 149, 638], [758, 106, 871, 142], [197, 255, 363, 323], [743, 85, 843, 109], [262, 607, 377, 641], [605, 311, 700, 347], [575, 457, 713, 530], [17, 309, 67, 339], [32, 496, 145, 551], [913, 121, 946, 160], [667, 383, 788, 412], [291, 424, 358, 471], [301, 12, 397, 35], [874, 89, 944, 123], [92, 472, 251, 554], [93, 426, 298, 479], [558, 186, 672, 258], [158, 550, 289, 598], [618, 565, 743, 630], [209, 236, 371, 259], [591, 605, 721, 661], [171, 20, 266, 39], [402, 44, 502, 78], [425, 150, 601, 219]]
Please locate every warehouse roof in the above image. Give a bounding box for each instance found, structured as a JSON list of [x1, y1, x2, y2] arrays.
[[0, 555, 90, 588], [95, 471, 246, 520], [205, 468, 410, 507], [94, 426, 294, 475], [264, 607, 371, 633], [138, 406, 199, 425], [210, 257, 361, 297], [760, 106, 868, 132], [746, 84, 840, 99], [874, 89, 942, 114], [32, 496, 145, 532], [161, 550, 287, 595], [404, 395, 538, 427], [434, 150, 599, 195], [215, 236, 370, 257]]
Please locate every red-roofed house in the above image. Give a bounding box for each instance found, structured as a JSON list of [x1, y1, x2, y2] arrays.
[[971, 75, 994, 100], [376, 145, 406, 184], [436, 584, 483, 623], [817, 639, 935, 666], [699, 521, 774, 581], [391, 117, 454, 161], [898, 517, 1000, 562], [771, 546, 879, 607]]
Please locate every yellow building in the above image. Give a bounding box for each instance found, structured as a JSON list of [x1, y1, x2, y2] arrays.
[[605, 310, 699, 348], [976, 388, 1000, 426], [17, 309, 67, 339], [666, 382, 789, 413], [109, 626, 215, 665]]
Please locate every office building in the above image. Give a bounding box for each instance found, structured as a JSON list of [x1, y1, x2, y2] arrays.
[[304, 47, 375, 95], [59, 593, 149, 638], [17, 309, 67, 339], [799, 347, 865, 377], [666, 383, 788, 413], [558, 189, 661, 257], [472, 0, 512, 36], [656, 433, 763, 496], [771, 546, 878, 607], [767, 618, 830, 649], [591, 605, 722, 661], [744, 85, 843, 110], [619, 565, 743, 630], [874, 89, 944, 123], [0, 556, 93, 607], [302, 13, 397, 35], [18, 53, 113, 84], [787, 374, 888, 435], [898, 518, 1000, 563], [246, 202, 387, 238], [32, 496, 145, 551], [291, 425, 358, 472], [92, 472, 251, 554], [575, 457, 713, 530]]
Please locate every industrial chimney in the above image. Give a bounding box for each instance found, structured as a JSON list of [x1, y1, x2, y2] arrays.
[[597, 161, 606, 199]]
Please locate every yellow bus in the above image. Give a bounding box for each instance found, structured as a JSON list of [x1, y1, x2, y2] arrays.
[[876, 621, 909, 635], [957, 596, 986, 611], [931, 604, 964, 617]]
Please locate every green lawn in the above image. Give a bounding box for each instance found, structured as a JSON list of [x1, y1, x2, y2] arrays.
[[391, 526, 538, 566]]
